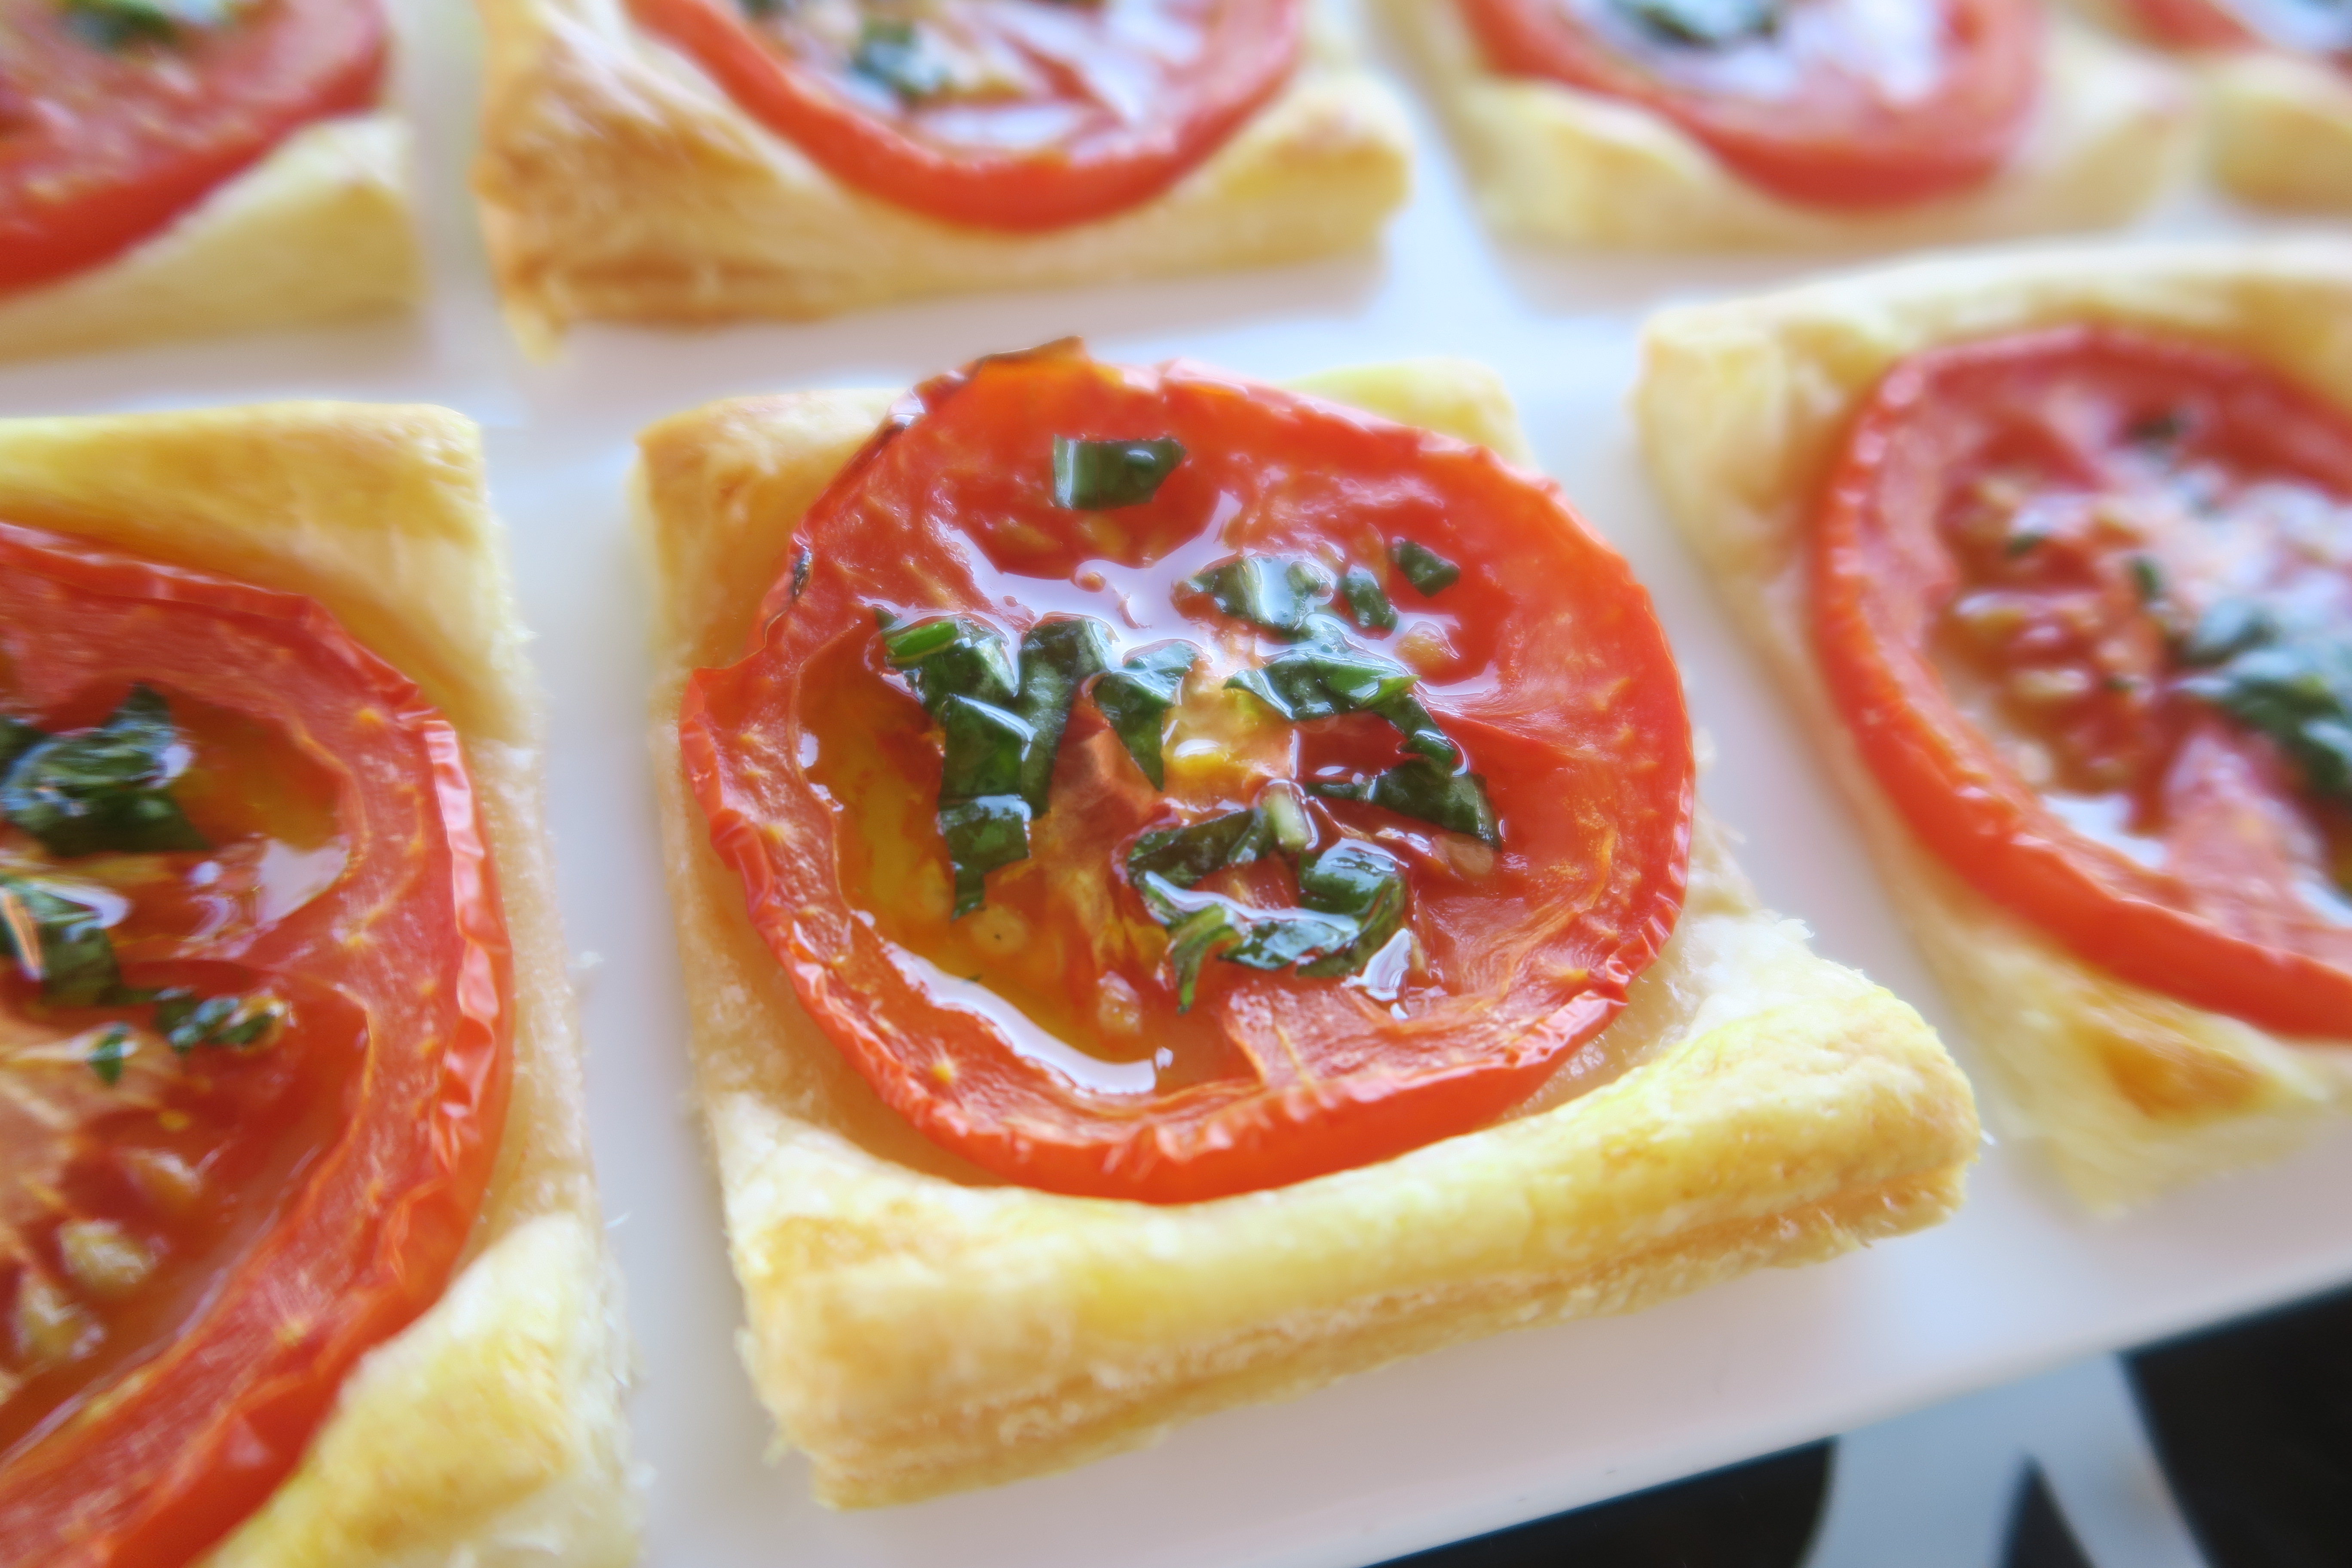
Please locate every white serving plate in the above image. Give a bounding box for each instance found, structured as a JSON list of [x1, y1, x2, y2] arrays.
[[6, 3, 2350, 1563]]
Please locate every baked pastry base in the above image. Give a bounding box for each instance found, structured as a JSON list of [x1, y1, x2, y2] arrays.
[[0, 404, 635, 1566], [2206, 52, 2352, 211], [1383, 0, 2191, 250], [472, 0, 1412, 348], [635, 360, 1980, 1508], [1635, 242, 2352, 1213], [0, 115, 418, 367]]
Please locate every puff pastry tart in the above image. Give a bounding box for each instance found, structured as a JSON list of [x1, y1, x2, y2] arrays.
[[638, 342, 1978, 1506], [0, 406, 634, 1567], [2079, 0, 2352, 209], [471, 0, 1412, 346], [1385, 0, 2191, 248], [1638, 243, 2352, 1213], [0, 0, 418, 364]]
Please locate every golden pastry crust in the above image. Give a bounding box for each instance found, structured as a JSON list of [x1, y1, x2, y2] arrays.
[[634, 358, 1980, 1508], [0, 114, 418, 366], [1382, 0, 2192, 249], [1634, 242, 2352, 1213], [0, 404, 637, 1567], [470, 0, 1413, 349]]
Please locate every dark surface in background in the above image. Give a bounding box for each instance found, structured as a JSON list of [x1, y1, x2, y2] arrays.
[[2003, 1465, 2094, 1568], [1378, 1442, 1830, 1568], [2130, 1281, 2352, 1568]]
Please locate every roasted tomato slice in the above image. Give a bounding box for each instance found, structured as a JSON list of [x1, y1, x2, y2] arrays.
[[1813, 325, 2352, 1039], [2119, 0, 2352, 58], [683, 343, 1693, 1204], [1457, 0, 2040, 208], [0, 0, 386, 294], [0, 523, 511, 1568], [624, 0, 1303, 230]]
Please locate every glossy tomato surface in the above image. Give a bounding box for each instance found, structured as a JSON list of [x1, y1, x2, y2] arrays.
[[625, 0, 1302, 230], [1458, 0, 2040, 208], [683, 344, 1694, 1204], [2120, 0, 2351, 58], [0, 524, 511, 1568], [1813, 326, 2352, 1039], [0, 0, 385, 294]]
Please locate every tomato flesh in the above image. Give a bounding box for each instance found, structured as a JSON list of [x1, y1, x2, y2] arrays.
[[1458, 0, 2040, 208], [624, 0, 1303, 230], [683, 345, 1694, 1204], [0, 0, 386, 294], [2121, 0, 2352, 57], [1813, 326, 2352, 1039], [0, 523, 511, 1568]]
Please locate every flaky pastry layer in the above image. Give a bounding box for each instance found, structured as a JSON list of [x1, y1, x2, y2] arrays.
[[0, 116, 418, 367], [1635, 242, 2352, 1212], [1383, 0, 2191, 249], [2205, 52, 2352, 211], [634, 358, 1979, 1507], [0, 405, 636, 1566], [471, 0, 1412, 348]]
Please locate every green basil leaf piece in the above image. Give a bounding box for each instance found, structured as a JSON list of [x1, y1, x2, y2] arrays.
[[1295, 839, 1408, 980], [2178, 597, 2277, 668], [0, 876, 126, 1007], [88, 1025, 131, 1086], [1339, 565, 1398, 633], [884, 616, 1018, 712], [152, 987, 287, 1053], [1225, 910, 1357, 973], [1127, 809, 1270, 900], [1012, 619, 1112, 812], [1160, 897, 1241, 1012], [1, 686, 210, 859], [1139, 873, 1358, 1011], [1226, 644, 1417, 723], [1388, 539, 1461, 597], [1612, 0, 1780, 46], [1311, 759, 1501, 847], [1052, 436, 1186, 510], [940, 796, 1032, 919], [2181, 628, 2352, 806], [1092, 642, 1199, 788], [1257, 781, 1312, 856], [936, 695, 1032, 802], [0, 715, 44, 778], [853, 17, 949, 100], [1185, 555, 1334, 638]]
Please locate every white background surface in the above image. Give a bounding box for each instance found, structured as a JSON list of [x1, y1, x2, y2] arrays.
[[5, 2, 2350, 1563]]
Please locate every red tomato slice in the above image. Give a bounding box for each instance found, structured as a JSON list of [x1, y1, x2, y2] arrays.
[[1812, 325, 2352, 1039], [0, 523, 511, 1568], [624, 0, 1302, 230], [0, 0, 386, 294], [1458, 0, 2041, 208], [2119, 0, 2351, 57], [682, 343, 1694, 1204]]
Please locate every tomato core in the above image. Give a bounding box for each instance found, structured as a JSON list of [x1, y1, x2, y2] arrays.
[[0, 0, 387, 294], [0, 524, 511, 1568], [1813, 326, 2352, 1039], [1457, 0, 2040, 208], [684, 345, 1694, 1204], [622, 0, 1304, 230]]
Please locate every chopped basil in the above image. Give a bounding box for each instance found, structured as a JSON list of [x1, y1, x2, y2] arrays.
[[1338, 565, 1398, 633], [853, 17, 949, 101], [2179, 620, 2352, 807], [1133, 838, 1409, 1009], [0, 875, 125, 1007], [1295, 841, 1407, 980], [1224, 640, 1463, 768], [2127, 408, 2193, 448], [0, 716, 41, 777], [937, 695, 1032, 801], [1185, 556, 1334, 639], [1127, 809, 1271, 894], [1141, 875, 1359, 1011], [1388, 539, 1461, 597], [60, 0, 237, 47], [2128, 554, 2167, 606], [1, 686, 209, 859], [1052, 437, 1186, 510], [2004, 528, 2049, 559], [2179, 598, 2276, 668], [938, 797, 1031, 917], [884, 616, 1017, 712], [152, 987, 285, 1053], [88, 1025, 130, 1086], [1612, 0, 1779, 45], [1258, 781, 1312, 856], [1310, 759, 1501, 847], [1091, 643, 1199, 788], [1012, 619, 1112, 812]]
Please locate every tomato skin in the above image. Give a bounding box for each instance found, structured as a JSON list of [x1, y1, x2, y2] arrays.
[[0, 0, 386, 294], [2120, 0, 2262, 47], [0, 524, 512, 1568], [683, 345, 1694, 1204], [623, 0, 1303, 231], [1811, 326, 2352, 1040], [1457, 0, 2041, 208]]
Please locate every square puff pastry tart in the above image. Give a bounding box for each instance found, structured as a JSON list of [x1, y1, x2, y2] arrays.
[[1635, 242, 2352, 1213], [634, 358, 1980, 1508], [0, 115, 417, 366], [471, 0, 1413, 349], [1382, 0, 2193, 250], [0, 404, 637, 1566]]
